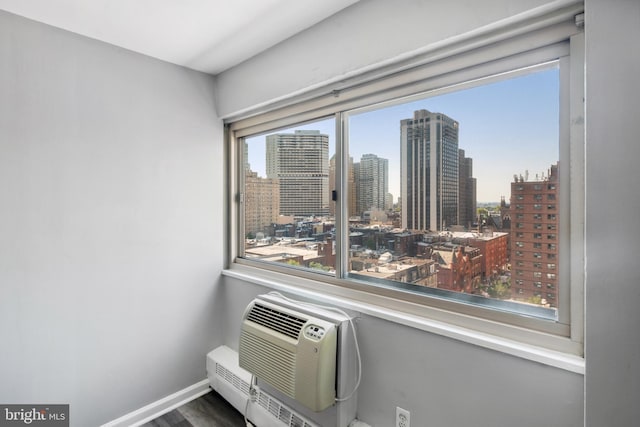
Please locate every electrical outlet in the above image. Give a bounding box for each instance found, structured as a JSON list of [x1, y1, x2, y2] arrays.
[[396, 407, 410, 427]]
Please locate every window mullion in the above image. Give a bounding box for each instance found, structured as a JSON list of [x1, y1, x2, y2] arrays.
[[335, 112, 349, 279]]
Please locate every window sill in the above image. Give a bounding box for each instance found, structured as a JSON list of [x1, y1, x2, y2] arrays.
[[222, 265, 585, 375]]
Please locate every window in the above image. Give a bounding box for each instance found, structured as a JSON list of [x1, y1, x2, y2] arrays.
[[242, 120, 336, 275], [241, 68, 560, 308], [228, 13, 584, 357]]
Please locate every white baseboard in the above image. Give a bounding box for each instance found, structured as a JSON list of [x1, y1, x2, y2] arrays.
[[101, 379, 211, 427]]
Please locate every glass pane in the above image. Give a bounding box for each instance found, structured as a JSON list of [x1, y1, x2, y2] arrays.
[[242, 118, 336, 276], [346, 68, 559, 317]]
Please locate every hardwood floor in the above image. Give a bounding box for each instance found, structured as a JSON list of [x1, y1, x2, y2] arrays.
[[141, 390, 247, 427]]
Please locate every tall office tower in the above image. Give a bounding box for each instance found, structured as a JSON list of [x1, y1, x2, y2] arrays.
[[510, 163, 559, 306], [329, 155, 356, 218], [244, 170, 280, 237], [355, 153, 389, 217], [458, 149, 477, 229], [266, 130, 329, 217], [401, 109, 459, 231], [243, 140, 250, 171]]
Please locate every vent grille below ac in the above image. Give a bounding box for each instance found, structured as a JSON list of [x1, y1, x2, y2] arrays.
[[246, 303, 307, 339], [214, 359, 318, 427], [215, 363, 251, 396], [255, 388, 318, 427]]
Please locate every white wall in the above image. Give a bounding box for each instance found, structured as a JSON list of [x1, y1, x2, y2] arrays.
[[215, 0, 563, 118], [0, 11, 224, 426], [584, 0, 640, 426]]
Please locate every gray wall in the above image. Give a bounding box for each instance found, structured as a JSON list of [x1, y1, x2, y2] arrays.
[[215, 0, 562, 118], [221, 277, 584, 427], [0, 11, 224, 426], [584, 0, 640, 426], [3, 0, 639, 425]]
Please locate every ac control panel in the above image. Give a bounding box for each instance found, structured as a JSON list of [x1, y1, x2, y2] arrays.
[[303, 324, 326, 341]]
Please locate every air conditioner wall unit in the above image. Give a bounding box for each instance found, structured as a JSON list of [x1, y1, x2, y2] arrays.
[[239, 295, 341, 412], [208, 293, 359, 427]]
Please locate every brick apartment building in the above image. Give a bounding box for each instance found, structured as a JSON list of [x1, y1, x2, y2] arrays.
[[510, 163, 559, 306]]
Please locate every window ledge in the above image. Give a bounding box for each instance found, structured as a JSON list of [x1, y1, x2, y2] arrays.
[[222, 266, 585, 375]]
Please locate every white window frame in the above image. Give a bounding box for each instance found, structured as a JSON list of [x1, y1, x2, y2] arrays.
[[224, 5, 585, 373]]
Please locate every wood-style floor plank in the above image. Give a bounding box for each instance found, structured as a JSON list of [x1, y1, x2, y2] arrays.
[[141, 390, 246, 427]]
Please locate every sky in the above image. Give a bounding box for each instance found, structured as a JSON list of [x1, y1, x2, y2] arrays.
[[246, 67, 559, 204]]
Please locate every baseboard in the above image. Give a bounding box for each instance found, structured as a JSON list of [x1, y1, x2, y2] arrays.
[[101, 379, 211, 427]]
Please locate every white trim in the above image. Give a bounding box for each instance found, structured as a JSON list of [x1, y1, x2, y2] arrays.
[[100, 379, 210, 427], [223, 268, 585, 375]]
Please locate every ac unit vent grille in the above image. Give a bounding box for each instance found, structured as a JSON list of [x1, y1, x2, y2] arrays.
[[239, 331, 296, 396], [246, 303, 307, 340]]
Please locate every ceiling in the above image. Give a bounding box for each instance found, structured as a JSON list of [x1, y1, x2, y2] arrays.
[[0, 0, 359, 75]]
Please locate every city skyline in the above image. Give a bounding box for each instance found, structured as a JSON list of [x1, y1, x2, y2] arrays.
[[246, 67, 559, 204]]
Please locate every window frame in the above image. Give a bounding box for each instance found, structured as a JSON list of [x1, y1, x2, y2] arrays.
[[224, 8, 585, 365]]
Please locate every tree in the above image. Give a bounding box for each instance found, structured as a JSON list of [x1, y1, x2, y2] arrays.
[[481, 277, 511, 300], [527, 295, 543, 305], [309, 262, 331, 272], [365, 237, 376, 250]]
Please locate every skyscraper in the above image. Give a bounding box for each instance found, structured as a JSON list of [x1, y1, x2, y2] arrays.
[[401, 109, 460, 231], [266, 130, 329, 217], [458, 149, 477, 229], [355, 153, 389, 217]]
